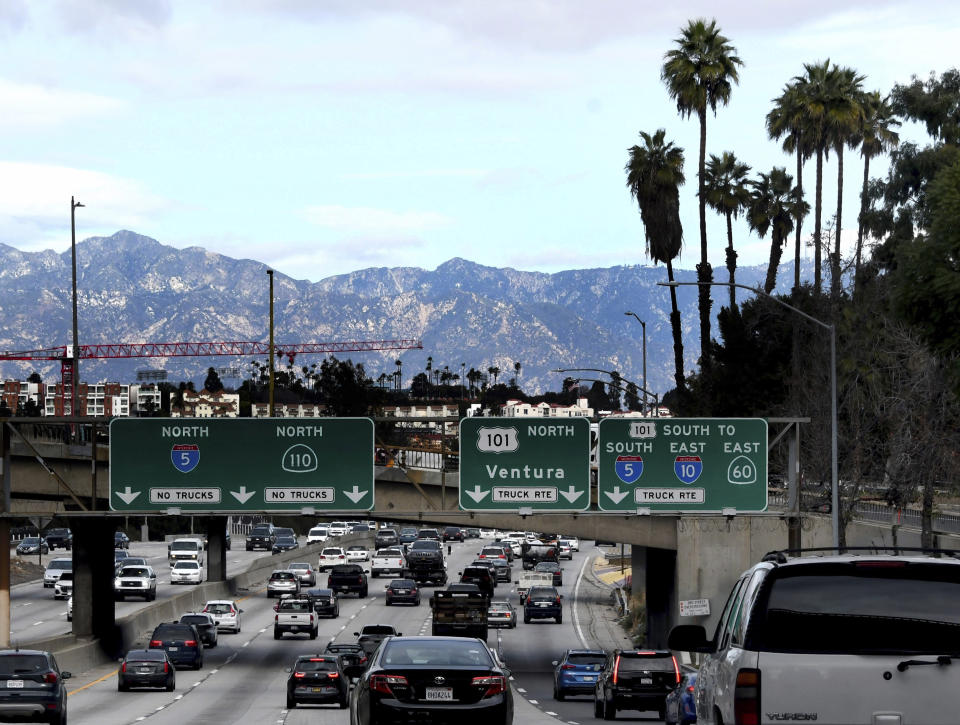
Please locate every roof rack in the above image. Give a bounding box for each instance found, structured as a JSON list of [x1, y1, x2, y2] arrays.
[[762, 546, 960, 563]]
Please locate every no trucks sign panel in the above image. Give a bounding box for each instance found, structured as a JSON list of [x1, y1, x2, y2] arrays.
[[109, 418, 374, 512]]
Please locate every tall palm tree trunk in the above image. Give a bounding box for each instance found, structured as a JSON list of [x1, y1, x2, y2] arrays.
[[764, 231, 784, 294], [855, 154, 870, 294], [725, 211, 737, 309], [696, 110, 713, 370], [814, 147, 824, 292], [666, 259, 686, 392], [831, 145, 844, 300], [794, 146, 803, 293]]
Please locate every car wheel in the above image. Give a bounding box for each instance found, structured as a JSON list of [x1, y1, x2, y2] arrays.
[[309, 629, 317, 640], [603, 699, 617, 720], [286, 694, 295, 709], [274, 627, 281, 640], [524, 614, 530, 624], [166, 675, 175, 692], [196, 658, 203, 670], [594, 698, 604, 719], [556, 614, 562, 624], [554, 686, 565, 701], [117, 680, 127, 692], [360, 588, 368, 598], [339, 692, 349, 709]]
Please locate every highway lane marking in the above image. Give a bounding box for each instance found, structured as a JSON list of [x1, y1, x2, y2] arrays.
[[517, 688, 526, 693], [32, 621, 43, 626], [571, 554, 589, 649], [529, 699, 539, 704], [67, 668, 117, 695], [545, 711, 558, 716]]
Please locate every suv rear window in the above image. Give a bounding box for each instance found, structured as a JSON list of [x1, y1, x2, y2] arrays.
[[153, 624, 194, 638], [528, 587, 559, 600], [330, 565, 363, 574], [271, 572, 296, 580], [748, 563, 960, 655], [567, 653, 607, 666], [617, 653, 676, 672], [0, 654, 49, 674], [295, 658, 337, 671]]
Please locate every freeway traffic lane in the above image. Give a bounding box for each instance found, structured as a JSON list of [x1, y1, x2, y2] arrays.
[[9, 540, 291, 643]]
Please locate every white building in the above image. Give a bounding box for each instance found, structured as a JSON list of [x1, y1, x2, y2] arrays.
[[251, 402, 324, 418], [171, 389, 239, 418]]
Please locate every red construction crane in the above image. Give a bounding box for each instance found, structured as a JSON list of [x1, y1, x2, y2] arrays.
[[0, 338, 423, 413]]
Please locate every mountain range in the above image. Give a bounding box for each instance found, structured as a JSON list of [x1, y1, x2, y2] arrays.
[[0, 230, 811, 396]]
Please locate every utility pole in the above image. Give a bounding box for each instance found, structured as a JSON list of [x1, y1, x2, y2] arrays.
[[267, 269, 275, 417], [70, 197, 85, 417]]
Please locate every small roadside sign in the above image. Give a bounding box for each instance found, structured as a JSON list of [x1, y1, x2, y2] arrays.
[[679, 598, 711, 617]]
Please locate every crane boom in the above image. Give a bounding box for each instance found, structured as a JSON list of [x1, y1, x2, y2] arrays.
[[0, 339, 422, 361]]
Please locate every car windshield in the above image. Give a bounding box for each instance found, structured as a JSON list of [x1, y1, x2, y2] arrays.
[[251, 526, 272, 535], [0, 654, 49, 674], [377, 549, 402, 557], [126, 651, 164, 662], [278, 600, 311, 612], [748, 563, 960, 655], [361, 625, 395, 635], [321, 548, 343, 556], [272, 572, 296, 580], [276, 537, 295, 544], [490, 602, 511, 611], [171, 542, 198, 550], [309, 528, 327, 535], [348, 546, 367, 552], [205, 603, 234, 614], [119, 567, 149, 577], [400, 528, 416, 535], [22, 537, 41, 545], [289, 563, 310, 570], [173, 562, 199, 570], [389, 580, 415, 587], [535, 562, 559, 572], [49, 561, 72, 570], [410, 541, 439, 550], [382, 641, 494, 667], [326, 644, 361, 653]]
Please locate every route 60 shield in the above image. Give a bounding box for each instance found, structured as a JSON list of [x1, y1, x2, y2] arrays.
[[674, 455, 702, 484], [171, 444, 200, 473], [615, 455, 644, 484]]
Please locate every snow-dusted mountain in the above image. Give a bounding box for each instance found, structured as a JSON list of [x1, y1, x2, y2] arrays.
[[0, 230, 807, 394]]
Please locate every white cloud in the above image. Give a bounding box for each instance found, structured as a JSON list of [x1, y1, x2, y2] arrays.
[[0, 78, 123, 128], [0, 161, 170, 250], [302, 205, 452, 234]]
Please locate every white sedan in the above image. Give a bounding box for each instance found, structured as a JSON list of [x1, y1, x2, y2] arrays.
[[306, 526, 329, 545], [170, 560, 203, 584], [346, 545, 370, 562], [203, 599, 243, 633]]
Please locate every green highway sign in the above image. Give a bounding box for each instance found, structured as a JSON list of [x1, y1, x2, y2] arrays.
[[458, 417, 591, 511], [597, 418, 767, 512], [109, 418, 374, 512]]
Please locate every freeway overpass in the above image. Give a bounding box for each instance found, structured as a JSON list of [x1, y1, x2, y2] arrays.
[[3, 417, 957, 658]]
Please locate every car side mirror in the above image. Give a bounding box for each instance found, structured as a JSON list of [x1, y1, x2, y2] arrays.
[[151, 573, 157, 578], [284, 667, 292, 673], [668, 624, 713, 653], [397, 632, 402, 636], [551, 660, 559, 666], [61, 672, 72, 679], [353, 632, 360, 637], [239, 609, 244, 613], [559, 595, 563, 599]]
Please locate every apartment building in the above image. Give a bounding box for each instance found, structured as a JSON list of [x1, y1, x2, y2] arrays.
[[170, 388, 240, 418]]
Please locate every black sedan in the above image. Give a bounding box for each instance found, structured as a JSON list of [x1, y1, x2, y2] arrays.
[[305, 588, 340, 618], [384, 578, 421, 606], [15, 537, 48, 556], [324, 643, 368, 679], [351, 636, 513, 725], [285, 654, 349, 709], [272, 536, 299, 554], [118, 649, 175, 692]]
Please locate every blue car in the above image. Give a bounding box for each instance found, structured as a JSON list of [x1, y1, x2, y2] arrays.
[[553, 648, 607, 700], [664, 671, 697, 724]]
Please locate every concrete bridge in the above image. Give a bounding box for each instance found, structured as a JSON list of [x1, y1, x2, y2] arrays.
[[3, 419, 956, 653]]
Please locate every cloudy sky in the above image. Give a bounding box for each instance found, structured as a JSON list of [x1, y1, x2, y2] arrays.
[[1, 1, 956, 282]]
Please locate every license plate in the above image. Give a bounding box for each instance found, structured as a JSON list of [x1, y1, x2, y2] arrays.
[[640, 677, 653, 684], [138, 668, 153, 674], [168, 647, 178, 651], [537, 602, 548, 607], [583, 675, 597, 680], [425, 687, 453, 701], [396, 590, 408, 594], [6, 680, 23, 688], [290, 626, 300, 632]]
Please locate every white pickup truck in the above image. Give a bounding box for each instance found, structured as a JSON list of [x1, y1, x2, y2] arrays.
[[515, 571, 554, 603], [273, 597, 318, 640], [370, 548, 405, 578]]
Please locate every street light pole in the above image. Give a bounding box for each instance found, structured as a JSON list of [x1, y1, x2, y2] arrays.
[[70, 197, 84, 417], [658, 280, 840, 547], [624, 312, 648, 415], [552, 368, 659, 417], [267, 269, 275, 417]]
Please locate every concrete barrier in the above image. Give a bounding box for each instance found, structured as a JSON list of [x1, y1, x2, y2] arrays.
[[34, 533, 376, 674]]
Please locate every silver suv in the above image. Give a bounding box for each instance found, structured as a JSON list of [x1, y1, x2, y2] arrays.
[[669, 548, 960, 725]]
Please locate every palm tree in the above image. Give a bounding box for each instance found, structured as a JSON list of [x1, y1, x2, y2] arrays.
[[855, 91, 900, 283], [662, 18, 742, 369], [703, 151, 751, 308], [514, 361, 521, 380], [827, 65, 866, 299], [747, 167, 809, 293], [487, 366, 500, 385], [394, 359, 402, 391], [625, 129, 687, 392], [767, 81, 814, 292]]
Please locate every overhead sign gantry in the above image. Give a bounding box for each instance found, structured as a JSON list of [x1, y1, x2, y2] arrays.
[[109, 418, 374, 511]]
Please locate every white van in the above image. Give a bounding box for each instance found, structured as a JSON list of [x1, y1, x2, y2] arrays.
[[327, 522, 348, 536], [306, 526, 329, 545], [669, 549, 960, 725], [167, 538, 205, 565]]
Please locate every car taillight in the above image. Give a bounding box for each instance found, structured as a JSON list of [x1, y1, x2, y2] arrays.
[[164, 661, 169, 673], [294, 672, 306, 678], [472, 675, 505, 697], [555, 596, 561, 604], [120, 663, 127, 673], [562, 664, 575, 670], [734, 668, 760, 725], [275, 614, 279, 622], [671, 655, 681, 684], [44, 672, 58, 684], [687, 684, 695, 693], [612, 655, 621, 685], [386, 588, 394, 594], [328, 672, 339, 678], [310, 614, 315, 623], [370, 673, 408, 695], [149, 640, 162, 648], [184, 640, 198, 647]]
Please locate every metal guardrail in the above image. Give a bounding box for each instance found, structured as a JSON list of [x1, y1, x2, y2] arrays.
[[769, 490, 960, 533]]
